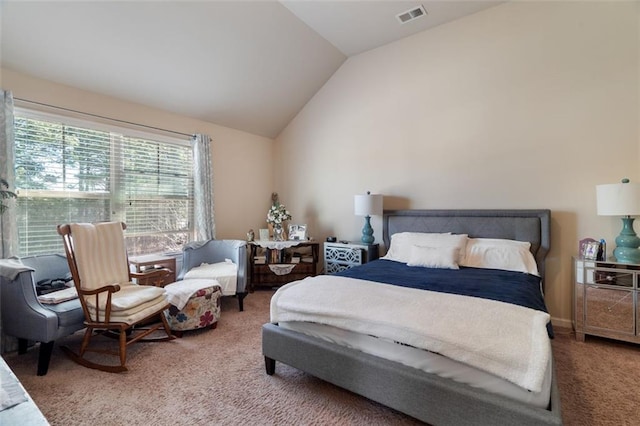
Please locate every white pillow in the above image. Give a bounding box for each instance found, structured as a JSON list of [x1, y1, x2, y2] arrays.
[[461, 238, 539, 275], [382, 232, 468, 264], [407, 245, 460, 269]]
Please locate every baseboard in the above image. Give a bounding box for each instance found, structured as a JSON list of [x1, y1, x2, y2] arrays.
[[551, 317, 572, 330]]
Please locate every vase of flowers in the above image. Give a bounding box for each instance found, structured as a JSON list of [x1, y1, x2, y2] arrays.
[[267, 201, 291, 241]]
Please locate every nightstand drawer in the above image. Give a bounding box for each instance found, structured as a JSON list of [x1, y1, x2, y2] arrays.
[[585, 286, 634, 335], [591, 269, 634, 287], [324, 242, 379, 273], [573, 256, 640, 344], [326, 262, 353, 274], [326, 246, 362, 266]]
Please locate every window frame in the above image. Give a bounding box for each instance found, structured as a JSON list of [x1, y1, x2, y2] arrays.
[[14, 107, 195, 257]]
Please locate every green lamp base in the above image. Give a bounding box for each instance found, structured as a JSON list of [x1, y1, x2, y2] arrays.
[[361, 215, 375, 244], [613, 217, 640, 264]]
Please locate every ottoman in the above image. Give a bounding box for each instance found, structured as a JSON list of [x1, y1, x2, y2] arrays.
[[163, 279, 222, 337]]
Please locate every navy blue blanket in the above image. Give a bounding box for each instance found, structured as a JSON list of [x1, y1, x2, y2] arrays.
[[336, 259, 554, 337]]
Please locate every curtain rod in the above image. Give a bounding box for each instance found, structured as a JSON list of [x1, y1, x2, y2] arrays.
[[14, 97, 195, 138]]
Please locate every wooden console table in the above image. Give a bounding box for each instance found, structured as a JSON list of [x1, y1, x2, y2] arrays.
[[249, 240, 319, 290]]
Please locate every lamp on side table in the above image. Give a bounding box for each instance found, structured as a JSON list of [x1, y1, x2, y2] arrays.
[[354, 191, 383, 244], [596, 178, 640, 264]]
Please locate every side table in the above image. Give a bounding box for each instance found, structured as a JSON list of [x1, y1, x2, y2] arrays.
[[573, 256, 640, 344], [129, 254, 177, 286], [324, 241, 379, 274], [249, 240, 319, 290]]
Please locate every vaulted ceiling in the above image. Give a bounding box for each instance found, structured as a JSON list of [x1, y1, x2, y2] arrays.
[[1, 1, 501, 138]]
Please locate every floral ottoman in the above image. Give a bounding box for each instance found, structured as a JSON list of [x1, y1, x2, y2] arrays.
[[164, 279, 222, 337]]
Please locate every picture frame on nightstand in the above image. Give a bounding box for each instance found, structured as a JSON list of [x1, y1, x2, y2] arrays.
[[582, 241, 600, 260]]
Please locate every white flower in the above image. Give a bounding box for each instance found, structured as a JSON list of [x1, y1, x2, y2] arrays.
[[266, 202, 291, 225]]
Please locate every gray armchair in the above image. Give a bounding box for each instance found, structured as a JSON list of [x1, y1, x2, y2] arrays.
[[179, 240, 248, 311], [0, 254, 85, 375]]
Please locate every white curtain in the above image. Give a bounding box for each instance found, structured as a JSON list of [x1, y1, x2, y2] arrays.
[[191, 134, 215, 241], [0, 90, 17, 258], [0, 90, 17, 353]]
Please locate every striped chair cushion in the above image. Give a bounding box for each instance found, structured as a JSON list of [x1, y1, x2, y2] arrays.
[[70, 222, 130, 291]]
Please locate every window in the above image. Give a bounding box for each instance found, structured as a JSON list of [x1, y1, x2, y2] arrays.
[[14, 109, 194, 256]]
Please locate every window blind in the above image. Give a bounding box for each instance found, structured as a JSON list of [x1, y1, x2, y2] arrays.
[[120, 135, 193, 255], [14, 110, 194, 256]]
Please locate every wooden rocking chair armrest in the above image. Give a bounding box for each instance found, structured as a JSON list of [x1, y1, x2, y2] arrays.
[[78, 284, 121, 296]]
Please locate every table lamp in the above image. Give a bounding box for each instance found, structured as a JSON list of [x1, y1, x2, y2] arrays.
[[354, 191, 383, 244], [596, 178, 640, 263]]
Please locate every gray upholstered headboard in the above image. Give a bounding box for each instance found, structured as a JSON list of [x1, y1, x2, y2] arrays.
[[383, 209, 551, 283]]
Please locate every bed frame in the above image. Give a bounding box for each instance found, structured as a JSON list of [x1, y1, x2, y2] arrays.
[[262, 209, 562, 426]]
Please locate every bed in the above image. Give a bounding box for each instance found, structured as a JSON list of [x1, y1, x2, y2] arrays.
[[262, 209, 562, 426]]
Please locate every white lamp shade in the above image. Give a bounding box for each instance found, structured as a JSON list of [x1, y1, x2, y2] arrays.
[[596, 182, 640, 216], [354, 193, 383, 216]]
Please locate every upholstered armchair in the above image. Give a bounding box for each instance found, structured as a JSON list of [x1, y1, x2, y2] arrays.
[[0, 254, 85, 375], [179, 240, 248, 311]]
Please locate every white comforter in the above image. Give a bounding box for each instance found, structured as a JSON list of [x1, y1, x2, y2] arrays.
[[270, 275, 551, 393]]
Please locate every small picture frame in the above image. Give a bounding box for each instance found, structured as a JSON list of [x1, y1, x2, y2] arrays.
[[288, 224, 307, 241], [579, 238, 597, 258], [582, 241, 600, 260], [259, 228, 270, 241]]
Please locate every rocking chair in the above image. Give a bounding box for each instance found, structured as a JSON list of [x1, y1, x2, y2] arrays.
[[57, 222, 175, 372]]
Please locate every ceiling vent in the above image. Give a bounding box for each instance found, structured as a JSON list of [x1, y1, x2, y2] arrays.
[[396, 5, 427, 24]]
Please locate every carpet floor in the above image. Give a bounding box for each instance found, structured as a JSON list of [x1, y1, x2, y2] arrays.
[[3, 289, 640, 425]]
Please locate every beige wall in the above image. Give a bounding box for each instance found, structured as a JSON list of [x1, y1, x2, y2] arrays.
[[275, 1, 640, 326], [2, 1, 638, 326], [0, 68, 275, 240]]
